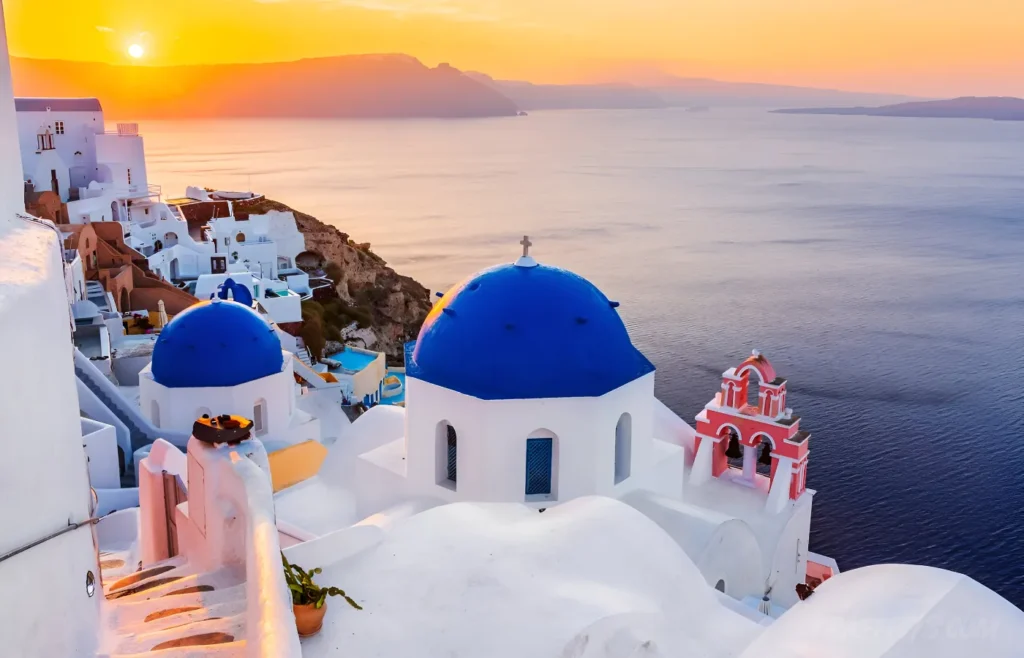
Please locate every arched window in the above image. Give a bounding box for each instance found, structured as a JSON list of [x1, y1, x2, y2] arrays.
[[253, 399, 268, 436], [436, 421, 457, 489], [746, 373, 761, 411], [236, 232, 246, 243], [614, 412, 632, 484], [526, 431, 557, 499], [715, 579, 726, 593], [150, 400, 161, 428]]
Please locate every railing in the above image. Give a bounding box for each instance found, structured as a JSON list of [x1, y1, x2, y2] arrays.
[[124, 183, 162, 199], [232, 456, 303, 657], [104, 123, 139, 136]]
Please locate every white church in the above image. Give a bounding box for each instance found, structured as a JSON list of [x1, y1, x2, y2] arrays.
[[251, 244, 819, 609]]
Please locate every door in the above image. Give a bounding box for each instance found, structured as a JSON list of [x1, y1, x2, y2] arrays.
[[161, 471, 187, 558], [525, 438, 553, 496]]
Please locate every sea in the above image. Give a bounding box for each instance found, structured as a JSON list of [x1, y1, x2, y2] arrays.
[[143, 109, 1024, 606]]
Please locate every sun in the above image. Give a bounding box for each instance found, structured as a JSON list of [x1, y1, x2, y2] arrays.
[[128, 44, 145, 59]]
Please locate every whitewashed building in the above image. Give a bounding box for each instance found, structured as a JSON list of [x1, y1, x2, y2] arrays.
[[274, 247, 816, 610], [16, 98, 150, 206]]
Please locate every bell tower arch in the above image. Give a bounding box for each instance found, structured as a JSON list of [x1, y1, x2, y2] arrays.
[[693, 351, 811, 507]]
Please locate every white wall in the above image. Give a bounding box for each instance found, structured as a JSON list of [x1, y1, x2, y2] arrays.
[[403, 374, 670, 505], [26, 147, 72, 201], [95, 132, 148, 194], [0, 222, 99, 656], [622, 490, 764, 601], [66, 191, 117, 224], [81, 418, 121, 489], [16, 108, 103, 195], [766, 499, 813, 609], [67, 252, 86, 302]]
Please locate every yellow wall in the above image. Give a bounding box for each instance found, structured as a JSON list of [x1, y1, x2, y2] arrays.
[[267, 440, 328, 493]]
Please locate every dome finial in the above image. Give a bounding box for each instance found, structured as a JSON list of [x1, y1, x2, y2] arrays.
[[515, 235, 537, 268]]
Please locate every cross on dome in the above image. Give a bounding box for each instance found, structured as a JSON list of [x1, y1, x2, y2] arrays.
[[515, 235, 538, 268]]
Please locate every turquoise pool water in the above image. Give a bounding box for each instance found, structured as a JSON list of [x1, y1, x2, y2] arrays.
[[333, 349, 377, 373]]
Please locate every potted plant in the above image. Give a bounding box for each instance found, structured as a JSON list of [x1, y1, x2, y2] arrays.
[[282, 553, 361, 637]]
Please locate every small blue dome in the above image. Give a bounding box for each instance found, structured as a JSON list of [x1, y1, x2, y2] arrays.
[[212, 277, 254, 307], [408, 263, 654, 400], [152, 299, 284, 388]]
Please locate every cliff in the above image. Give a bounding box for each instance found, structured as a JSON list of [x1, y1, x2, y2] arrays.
[[11, 55, 520, 119], [239, 198, 432, 361]]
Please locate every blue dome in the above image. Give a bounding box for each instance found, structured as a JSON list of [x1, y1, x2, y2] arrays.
[[152, 299, 284, 388], [212, 277, 254, 306], [408, 262, 654, 400]]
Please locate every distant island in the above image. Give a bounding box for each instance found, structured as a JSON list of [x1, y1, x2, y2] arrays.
[[772, 96, 1024, 121], [466, 72, 668, 111], [11, 54, 929, 119]]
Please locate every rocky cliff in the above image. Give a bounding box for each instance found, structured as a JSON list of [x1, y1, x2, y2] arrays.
[[240, 198, 432, 361]]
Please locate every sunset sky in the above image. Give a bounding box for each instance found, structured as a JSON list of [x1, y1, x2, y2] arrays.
[[5, 0, 1023, 97]]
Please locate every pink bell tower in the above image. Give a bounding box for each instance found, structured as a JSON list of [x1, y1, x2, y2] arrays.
[[693, 351, 810, 505]]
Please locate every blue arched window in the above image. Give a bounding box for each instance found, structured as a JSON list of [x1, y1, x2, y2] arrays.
[[526, 433, 556, 499]]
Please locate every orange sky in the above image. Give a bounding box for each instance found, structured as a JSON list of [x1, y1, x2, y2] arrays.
[[4, 0, 1023, 96]]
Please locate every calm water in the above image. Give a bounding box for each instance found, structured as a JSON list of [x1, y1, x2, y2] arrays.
[[143, 110, 1024, 605]]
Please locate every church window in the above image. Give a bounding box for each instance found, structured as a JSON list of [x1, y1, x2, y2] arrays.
[[436, 421, 457, 489], [150, 400, 161, 428], [236, 232, 246, 243], [614, 412, 632, 484], [253, 400, 267, 436], [127, 168, 132, 185], [525, 437, 554, 497], [54, 121, 64, 135]]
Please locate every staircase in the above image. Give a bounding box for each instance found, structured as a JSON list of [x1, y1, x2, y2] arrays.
[[296, 346, 313, 369], [101, 554, 249, 657], [86, 280, 112, 312], [73, 350, 189, 482], [76, 358, 151, 450]]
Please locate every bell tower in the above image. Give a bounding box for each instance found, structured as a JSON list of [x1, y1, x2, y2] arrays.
[[692, 351, 811, 511]]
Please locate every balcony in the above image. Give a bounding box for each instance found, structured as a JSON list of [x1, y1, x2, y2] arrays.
[[122, 183, 162, 200], [104, 123, 140, 136]]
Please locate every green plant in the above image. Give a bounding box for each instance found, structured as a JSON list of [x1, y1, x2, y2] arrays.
[[282, 553, 361, 610]]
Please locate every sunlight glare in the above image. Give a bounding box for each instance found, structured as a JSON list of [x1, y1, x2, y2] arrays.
[[128, 44, 144, 59]]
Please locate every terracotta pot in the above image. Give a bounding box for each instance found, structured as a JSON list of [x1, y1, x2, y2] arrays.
[[293, 601, 327, 637]]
